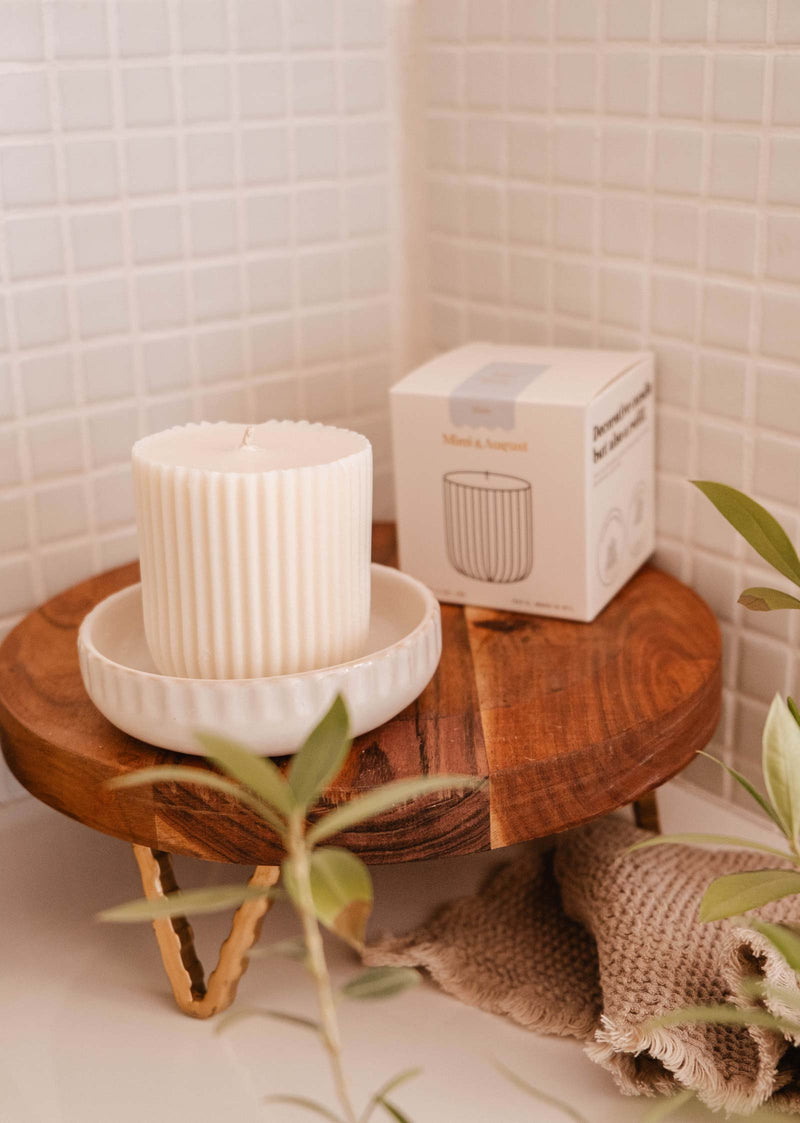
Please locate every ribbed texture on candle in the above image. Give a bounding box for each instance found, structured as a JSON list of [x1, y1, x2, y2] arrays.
[[133, 420, 372, 679]]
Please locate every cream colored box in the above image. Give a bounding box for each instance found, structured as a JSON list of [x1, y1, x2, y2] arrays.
[[390, 343, 655, 622]]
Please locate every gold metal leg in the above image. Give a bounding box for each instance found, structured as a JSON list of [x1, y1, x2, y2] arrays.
[[633, 789, 661, 834], [132, 845, 279, 1019]]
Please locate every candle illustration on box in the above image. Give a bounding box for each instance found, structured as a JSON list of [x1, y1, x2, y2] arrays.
[[443, 471, 533, 584]]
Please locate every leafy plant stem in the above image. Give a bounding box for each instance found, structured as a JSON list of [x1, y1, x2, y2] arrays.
[[288, 811, 358, 1123]]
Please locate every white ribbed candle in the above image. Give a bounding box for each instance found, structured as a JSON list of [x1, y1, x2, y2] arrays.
[[132, 420, 372, 680]]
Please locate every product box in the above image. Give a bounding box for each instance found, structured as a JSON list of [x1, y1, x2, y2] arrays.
[[390, 343, 655, 622]]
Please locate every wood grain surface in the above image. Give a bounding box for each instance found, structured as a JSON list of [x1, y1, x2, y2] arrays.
[[0, 524, 721, 864]]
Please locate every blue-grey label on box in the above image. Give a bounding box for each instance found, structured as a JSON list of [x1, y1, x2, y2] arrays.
[[449, 362, 549, 429]]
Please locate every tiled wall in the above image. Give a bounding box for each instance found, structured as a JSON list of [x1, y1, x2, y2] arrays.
[[422, 0, 800, 805], [3, 0, 800, 811]]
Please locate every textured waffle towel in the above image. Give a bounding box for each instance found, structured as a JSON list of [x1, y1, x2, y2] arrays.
[[366, 817, 800, 1115]]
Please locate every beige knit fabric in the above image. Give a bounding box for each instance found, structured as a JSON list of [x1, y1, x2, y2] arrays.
[[366, 817, 800, 1115]]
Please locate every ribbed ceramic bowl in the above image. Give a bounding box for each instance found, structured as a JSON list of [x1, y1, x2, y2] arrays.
[[78, 564, 441, 756]]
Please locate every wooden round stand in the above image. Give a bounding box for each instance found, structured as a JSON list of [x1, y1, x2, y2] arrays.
[[0, 524, 722, 1017]]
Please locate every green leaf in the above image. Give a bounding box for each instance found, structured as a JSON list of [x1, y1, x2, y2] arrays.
[[699, 868, 800, 922], [492, 1060, 590, 1123], [762, 694, 800, 847], [288, 695, 351, 810], [628, 833, 796, 864], [376, 1100, 413, 1123], [360, 1069, 422, 1123], [264, 1095, 345, 1122], [214, 1006, 320, 1036], [739, 587, 800, 612], [97, 883, 275, 923], [692, 481, 800, 587], [639, 1090, 695, 1123], [307, 775, 483, 847], [196, 731, 295, 820], [750, 920, 800, 973], [342, 967, 422, 1001], [698, 751, 782, 829], [646, 1003, 795, 1035], [789, 696, 800, 728], [284, 847, 373, 950], [247, 937, 307, 962], [108, 765, 286, 834]]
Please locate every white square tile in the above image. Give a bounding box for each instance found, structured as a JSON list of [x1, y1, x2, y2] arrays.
[[702, 282, 752, 350], [14, 285, 69, 349], [508, 186, 548, 244], [0, 145, 57, 207], [303, 368, 345, 421], [348, 243, 389, 297], [699, 354, 747, 420], [554, 193, 595, 251], [250, 317, 294, 373], [466, 51, 505, 110], [651, 274, 698, 339], [130, 204, 184, 264], [295, 186, 340, 243], [655, 343, 694, 407], [345, 121, 387, 174], [0, 3, 44, 61], [82, 343, 136, 403], [58, 69, 113, 131], [427, 48, 460, 109], [554, 260, 593, 317], [601, 195, 647, 258], [773, 55, 800, 124], [654, 127, 703, 195], [602, 126, 648, 189], [181, 64, 230, 124], [88, 406, 139, 468], [196, 327, 245, 384], [508, 0, 548, 39], [466, 183, 504, 240], [0, 429, 22, 488], [717, 0, 767, 42], [142, 335, 192, 393], [554, 124, 595, 183], [754, 434, 800, 504], [0, 558, 34, 616], [768, 137, 800, 205], [349, 300, 390, 356], [466, 245, 504, 302], [738, 634, 787, 702], [76, 276, 130, 339], [430, 239, 463, 297], [136, 271, 187, 329], [341, 0, 386, 46], [298, 249, 344, 305], [508, 51, 548, 111], [291, 58, 336, 116], [342, 57, 385, 114], [27, 416, 84, 480], [179, 0, 228, 51], [122, 66, 174, 127], [697, 421, 745, 487], [653, 202, 699, 267], [235, 0, 282, 50], [600, 265, 644, 329], [656, 475, 687, 538], [20, 353, 74, 414], [556, 0, 599, 40], [239, 61, 286, 120], [761, 291, 800, 361], [706, 208, 757, 276], [713, 54, 765, 123], [465, 117, 502, 175], [766, 215, 800, 283], [252, 373, 299, 418], [605, 52, 649, 115], [298, 310, 344, 367], [245, 192, 290, 249], [691, 553, 739, 623], [185, 132, 235, 189], [467, 0, 503, 39], [191, 263, 241, 321], [286, 0, 335, 49], [777, 0, 800, 42], [6, 216, 64, 281], [65, 139, 119, 202], [117, 1, 170, 57], [71, 212, 124, 272], [145, 394, 193, 432], [657, 410, 692, 473], [0, 73, 50, 133], [756, 365, 800, 437], [198, 385, 247, 422], [242, 126, 288, 184], [660, 0, 708, 41], [248, 256, 292, 312], [93, 467, 135, 529], [125, 136, 178, 195], [190, 198, 237, 257], [294, 122, 339, 179], [40, 541, 94, 598], [607, 0, 651, 40], [659, 54, 704, 118], [709, 133, 760, 200], [0, 494, 28, 554], [53, 1, 108, 57], [0, 364, 15, 420]]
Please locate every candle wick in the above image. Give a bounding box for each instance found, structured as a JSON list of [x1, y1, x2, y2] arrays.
[[241, 425, 256, 450]]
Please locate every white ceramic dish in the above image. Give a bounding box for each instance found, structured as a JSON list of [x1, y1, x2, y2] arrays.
[[78, 564, 441, 756]]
